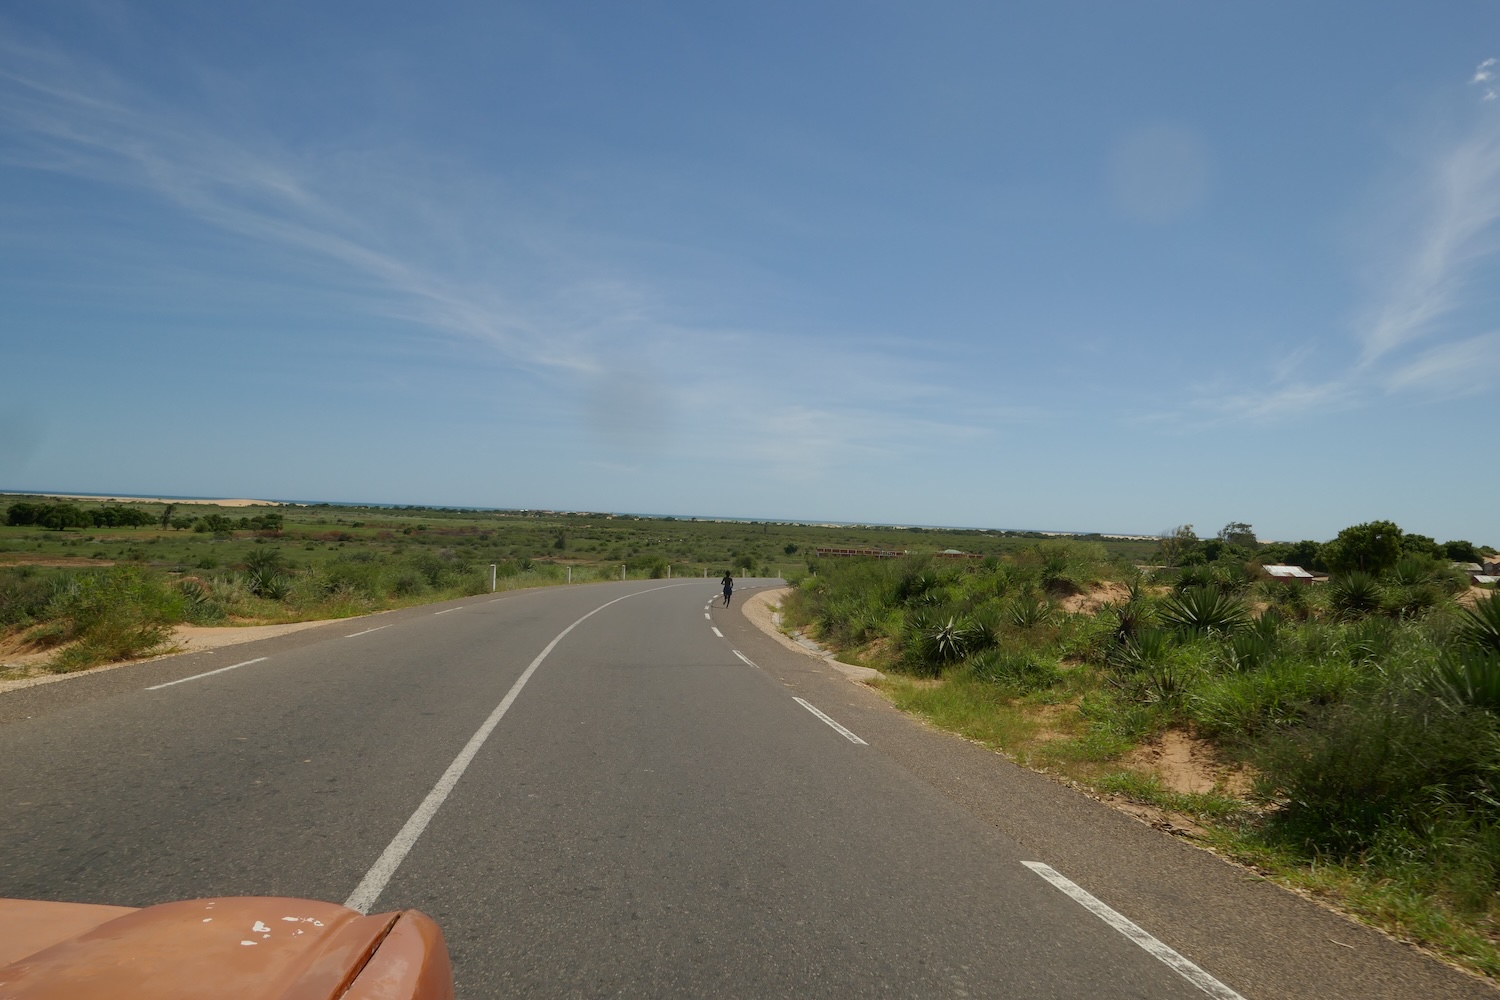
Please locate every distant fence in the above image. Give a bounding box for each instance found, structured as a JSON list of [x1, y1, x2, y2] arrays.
[[812, 547, 984, 561], [813, 547, 908, 559]]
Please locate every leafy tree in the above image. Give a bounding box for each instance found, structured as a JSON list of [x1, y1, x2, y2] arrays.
[[1444, 539, 1483, 563], [169, 516, 194, 530], [1217, 522, 1257, 549], [1323, 520, 1404, 575], [193, 514, 235, 534], [39, 504, 92, 531], [784, 542, 799, 555], [1278, 539, 1326, 569], [1156, 525, 1199, 567], [91, 505, 153, 527], [1400, 533, 1443, 558], [6, 502, 46, 526], [160, 504, 175, 530]]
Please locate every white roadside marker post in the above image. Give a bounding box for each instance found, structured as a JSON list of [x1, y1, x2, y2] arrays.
[[489, 564, 496, 592], [567, 566, 572, 584], [621, 564, 625, 581]]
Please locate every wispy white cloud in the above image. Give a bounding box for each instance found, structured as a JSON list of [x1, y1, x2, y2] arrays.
[[0, 28, 1009, 478], [1384, 330, 1500, 394], [1475, 57, 1498, 102], [1357, 130, 1500, 365], [1185, 65, 1500, 424]]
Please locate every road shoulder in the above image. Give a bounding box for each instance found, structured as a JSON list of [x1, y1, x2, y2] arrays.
[[722, 585, 1496, 1000]]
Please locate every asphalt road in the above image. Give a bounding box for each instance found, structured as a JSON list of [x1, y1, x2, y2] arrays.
[[0, 580, 1492, 999]]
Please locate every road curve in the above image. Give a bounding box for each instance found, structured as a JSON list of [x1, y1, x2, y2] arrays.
[[0, 580, 1490, 999]]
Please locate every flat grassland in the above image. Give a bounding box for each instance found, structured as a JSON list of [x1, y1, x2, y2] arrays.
[[0, 494, 1154, 678]]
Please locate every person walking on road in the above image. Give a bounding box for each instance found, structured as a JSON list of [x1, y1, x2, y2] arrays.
[[721, 572, 734, 608]]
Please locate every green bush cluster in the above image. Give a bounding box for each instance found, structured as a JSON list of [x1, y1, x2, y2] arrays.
[[789, 534, 1500, 937], [7, 502, 155, 530], [0, 547, 578, 675], [790, 540, 1112, 684]]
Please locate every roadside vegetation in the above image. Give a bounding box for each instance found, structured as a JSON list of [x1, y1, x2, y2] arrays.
[[780, 522, 1500, 978], [2, 495, 1129, 677]]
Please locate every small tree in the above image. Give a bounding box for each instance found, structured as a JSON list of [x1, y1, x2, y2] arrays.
[[1156, 525, 1199, 567], [1323, 520, 1404, 575], [6, 502, 46, 526], [39, 504, 91, 531], [1400, 533, 1443, 558], [160, 504, 176, 530], [1444, 539, 1482, 563], [1281, 539, 1325, 571], [1217, 522, 1257, 550]]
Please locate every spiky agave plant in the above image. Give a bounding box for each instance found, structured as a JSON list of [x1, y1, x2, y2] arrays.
[[1229, 630, 1276, 671], [1391, 556, 1436, 587], [1456, 592, 1500, 655], [1009, 597, 1053, 629], [1110, 594, 1153, 645], [1159, 586, 1248, 637], [923, 616, 976, 664], [1328, 571, 1383, 618], [1113, 627, 1173, 672], [1431, 647, 1500, 713]]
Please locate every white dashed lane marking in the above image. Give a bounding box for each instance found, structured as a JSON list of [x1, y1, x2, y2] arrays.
[[147, 658, 268, 691], [346, 624, 392, 638], [1021, 862, 1246, 1000], [792, 697, 867, 745]]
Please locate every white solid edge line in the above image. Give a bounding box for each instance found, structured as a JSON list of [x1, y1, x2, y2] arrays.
[[733, 650, 758, 669], [711, 626, 724, 637], [147, 657, 268, 690], [792, 696, 868, 745], [343, 582, 691, 914], [1020, 862, 1246, 1000], [346, 624, 392, 638]]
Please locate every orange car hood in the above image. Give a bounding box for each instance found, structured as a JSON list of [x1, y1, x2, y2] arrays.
[[0, 896, 452, 1000]]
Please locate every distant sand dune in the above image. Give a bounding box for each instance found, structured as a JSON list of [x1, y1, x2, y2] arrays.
[[2, 493, 281, 508]]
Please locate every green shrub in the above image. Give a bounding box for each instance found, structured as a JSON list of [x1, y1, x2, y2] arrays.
[[1456, 594, 1500, 655], [922, 616, 976, 665], [1254, 691, 1500, 852], [1160, 586, 1248, 637], [45, 567, 181, 670], [1112, 627, 1173, 672], [969, 648, 1062, 692], [1191, 657, 1363, 738], [1431, 648, 1500, 714], [0, 565, 61, 627], [1329, 571, 1384, 618], [1009, 597, 1053, 629], [1229, 630, 1277, 672]]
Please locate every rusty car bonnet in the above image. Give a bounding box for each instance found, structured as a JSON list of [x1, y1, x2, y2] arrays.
[[0, 896, 452, 1000]]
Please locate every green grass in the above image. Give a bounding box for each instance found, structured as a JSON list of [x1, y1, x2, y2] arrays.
[[1, 496, 1156, 678], [788, 545, 1500, 980]]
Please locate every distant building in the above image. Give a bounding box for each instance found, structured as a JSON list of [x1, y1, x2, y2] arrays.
[[1262, 564, 1315, 583]]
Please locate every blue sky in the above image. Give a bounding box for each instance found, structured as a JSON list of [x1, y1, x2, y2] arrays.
[[2, 2, 1498, 544]]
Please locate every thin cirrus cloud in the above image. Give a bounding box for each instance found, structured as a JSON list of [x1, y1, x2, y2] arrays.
[[1201, 61, 1500, 424], [0, 33, 1003, 472], [0, 38, 597, 376]]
